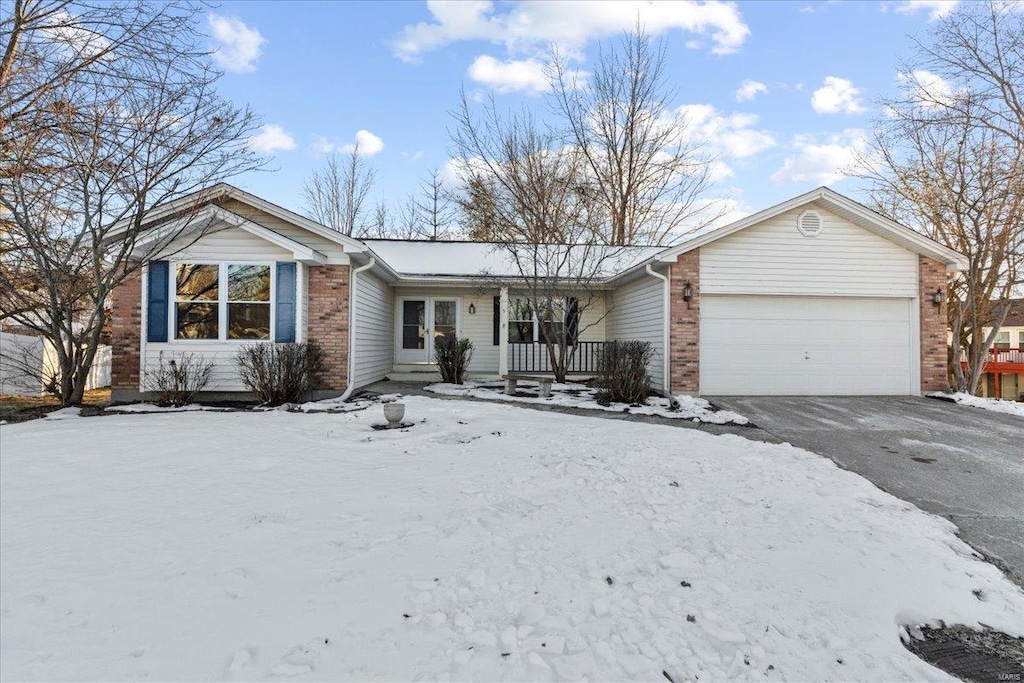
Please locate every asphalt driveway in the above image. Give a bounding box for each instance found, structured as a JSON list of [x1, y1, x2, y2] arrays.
[[713, 396, 1024, 585]]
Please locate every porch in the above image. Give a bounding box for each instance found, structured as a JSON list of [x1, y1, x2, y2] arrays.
[[387, 286, 609, 381], [961, 347, 1024, 400]]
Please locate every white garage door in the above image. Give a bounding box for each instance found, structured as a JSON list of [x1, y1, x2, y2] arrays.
[[700, 295, 915, 395]]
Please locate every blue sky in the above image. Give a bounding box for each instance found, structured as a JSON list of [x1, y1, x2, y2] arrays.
[[206, 0, 960, 228]]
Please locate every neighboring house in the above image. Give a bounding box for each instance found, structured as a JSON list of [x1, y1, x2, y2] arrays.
[[969, 299, 1024, 400], [107, 185, 965, 401]]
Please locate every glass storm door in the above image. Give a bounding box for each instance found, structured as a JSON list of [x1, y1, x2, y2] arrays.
[[397, 298, 459, 363]]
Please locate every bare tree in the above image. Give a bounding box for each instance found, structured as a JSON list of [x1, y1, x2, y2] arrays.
[[301, 146, 376, 236], [905, 0, 1023, 147], [0, 0, 261, 406], [356, 197, 391, 239], [413, 167, 458, 240], [548, 27, 723, 245], [858, 4, 1024, 395], [452, 92, 624, 382]]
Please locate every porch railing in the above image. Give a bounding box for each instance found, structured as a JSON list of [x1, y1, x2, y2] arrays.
[[960, 347, 1024, 366], [509, 341, 604, 374]]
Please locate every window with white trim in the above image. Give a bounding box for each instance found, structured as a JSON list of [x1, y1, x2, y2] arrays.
[[1019, 331, 1023, 348], [174, 263, 272, 341], [994, 330, 1011, 349], [507, 297, 571, 343]]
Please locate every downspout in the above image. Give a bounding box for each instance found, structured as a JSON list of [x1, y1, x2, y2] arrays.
[[646, 263, 673, 400], [338, 256, 376, 402]]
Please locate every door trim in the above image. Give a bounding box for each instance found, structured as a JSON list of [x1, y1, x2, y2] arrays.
[[394, 296, 462, 365]]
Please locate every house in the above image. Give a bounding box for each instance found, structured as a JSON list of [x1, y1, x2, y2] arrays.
[[108, 185, 966, 401], [967, 299, 1024, 400]]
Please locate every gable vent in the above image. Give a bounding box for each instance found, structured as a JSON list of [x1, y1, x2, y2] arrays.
[[797, 209, 823, 237]]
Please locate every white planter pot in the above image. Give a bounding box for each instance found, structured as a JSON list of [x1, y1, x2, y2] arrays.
[[383, 403, 406, 428]]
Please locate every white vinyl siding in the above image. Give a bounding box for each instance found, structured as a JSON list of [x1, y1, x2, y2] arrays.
[[352, 271, 393, 388], [167, 224, 294, 262], [606, 275, 665, 390], [700, 206, 919, 297], [700, 295, 916, 396], [141, 227, 305, 393], [219, 199, 351, 263]]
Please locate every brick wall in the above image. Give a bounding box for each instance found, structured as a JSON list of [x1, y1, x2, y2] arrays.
[[919, 256, 949, 393], [306, 264, 350, 391], [669, 249, 700, 394], [110, 266, 142, 391]]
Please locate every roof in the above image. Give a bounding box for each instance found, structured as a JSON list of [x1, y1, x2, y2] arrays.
[[654, 186, 968, 272], [998, 299, 1024, 327], [360, 239, 663, 280], [107, 182, 367, 254]]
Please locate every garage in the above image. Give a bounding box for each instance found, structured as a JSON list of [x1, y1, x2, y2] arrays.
[[700, 295, 916, 396]]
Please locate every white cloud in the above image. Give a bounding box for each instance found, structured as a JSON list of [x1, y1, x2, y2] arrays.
[[410, 150, 424, 162], [893, 0, 960, 21], [313, 130, 386, 157], [677, 104, 777, 159], [734, 79, 768, 102], [392, 0, 750, 61], [208, 14, 265, 73], [468, 55, 549, 94], [811, 76, 866, 114], [771, 129, 869, 185], [895, 69, 954, 108], [248, 125, 296, 154]]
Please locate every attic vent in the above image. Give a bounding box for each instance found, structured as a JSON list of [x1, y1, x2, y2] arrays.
[[797, 209, 823, 237]]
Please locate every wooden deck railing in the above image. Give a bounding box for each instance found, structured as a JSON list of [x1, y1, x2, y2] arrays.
[[960, 347, 1024, 367], [509, 341, 604, 374]]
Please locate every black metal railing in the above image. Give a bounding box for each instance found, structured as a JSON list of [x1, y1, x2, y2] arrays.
[[509, 341, 604, 374]]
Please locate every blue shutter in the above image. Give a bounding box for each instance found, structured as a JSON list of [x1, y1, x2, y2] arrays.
[[146, 261, 169, 343], [275, 262, 297, 343]]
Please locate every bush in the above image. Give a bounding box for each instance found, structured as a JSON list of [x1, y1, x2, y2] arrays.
[[144, 352, 214, 406], [236, 342, 324, 405], [597, 340, 653, 405], [434, 334, 473, 384]]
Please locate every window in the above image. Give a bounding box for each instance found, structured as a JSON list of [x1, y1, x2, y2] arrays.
[[538, 298, 565, 343], [175, 264, 219, 339], [1019, 331, 1024, 349], [507, 297, 575, 343], [508, 298, 535, 343], [994, 330, 1011, 348], [228, 265, 271, 340], [174, 263, 272, 341]]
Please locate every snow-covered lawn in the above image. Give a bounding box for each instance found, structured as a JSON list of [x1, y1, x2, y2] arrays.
[[426, 378, 748, 425], [929, 391, 1024, 418], [2, 396, 1022, 681]]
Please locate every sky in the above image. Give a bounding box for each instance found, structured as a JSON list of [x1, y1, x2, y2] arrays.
[[204, 0, 962, 231]]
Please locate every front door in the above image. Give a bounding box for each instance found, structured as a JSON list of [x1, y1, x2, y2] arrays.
[[397, 297, 459, 364]]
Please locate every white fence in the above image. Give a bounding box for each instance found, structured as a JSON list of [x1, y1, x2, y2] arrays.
[[0, 331, 111, 396]]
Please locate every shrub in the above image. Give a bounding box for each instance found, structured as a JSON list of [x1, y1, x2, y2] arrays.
[[597, 340, 653, 405], [236, 342, 325, 405], [144, 352, 214, 406], [434, 334, 474, 384]]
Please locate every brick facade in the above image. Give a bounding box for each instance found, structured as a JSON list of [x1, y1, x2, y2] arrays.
[[110, 266, 142, 391], [306, 264, 350, 391], [669, 249, 700, 394], [919, 255, 949, 393]]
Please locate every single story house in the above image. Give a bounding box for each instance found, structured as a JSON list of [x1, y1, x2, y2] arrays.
[[108, 184, 966, 401]]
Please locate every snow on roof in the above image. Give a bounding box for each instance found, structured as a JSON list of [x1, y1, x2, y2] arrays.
[[361, 239, 665, 280]]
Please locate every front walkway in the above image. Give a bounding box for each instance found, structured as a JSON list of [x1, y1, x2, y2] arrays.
[[360, 381, 776, 441]]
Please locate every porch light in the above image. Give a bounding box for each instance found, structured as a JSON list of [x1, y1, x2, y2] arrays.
[[682, 282, 694, 302], [931, 289, 943, 308], [468, 302, 476, 314]]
